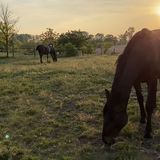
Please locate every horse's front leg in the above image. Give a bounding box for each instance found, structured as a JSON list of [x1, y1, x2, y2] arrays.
[[40, 54, 43, 63], [47, 53, 49, 63], [134, 83, 146, 123], [144, 79, 157, 138]]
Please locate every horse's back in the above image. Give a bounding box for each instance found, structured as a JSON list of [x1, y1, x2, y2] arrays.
[[117, 28, 160, 78], [152, 29, 160, 38], [36, 45, 48, 54], [36, 45, 44, 51]]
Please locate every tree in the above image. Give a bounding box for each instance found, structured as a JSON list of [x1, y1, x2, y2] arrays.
[[118, 34, 127, 45], [0, 3, 18, 57], [15, 34, 33, 43], [125, 27, 135, 41], [81, 43, 93, 54], [57, 30, 91, 49], [95, 33, 105, 41], [40, 28, 59, 45], [64, 42, 78, 57], [94, 33, 105, 54], [104, 34, 118, 45], [118, 27, 135, 45]]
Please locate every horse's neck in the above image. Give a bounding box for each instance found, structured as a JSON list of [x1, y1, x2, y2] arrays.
[[111, 56, 142, 109], [111, 74, 132, 109]]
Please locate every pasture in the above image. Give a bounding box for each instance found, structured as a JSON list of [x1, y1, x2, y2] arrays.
[[0, 54, 160, 160]]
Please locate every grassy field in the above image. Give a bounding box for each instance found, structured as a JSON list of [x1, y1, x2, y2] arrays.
[[0, 54, 160, 160]]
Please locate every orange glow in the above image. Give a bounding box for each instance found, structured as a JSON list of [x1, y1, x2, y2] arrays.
[[155, 6, 160, 16]]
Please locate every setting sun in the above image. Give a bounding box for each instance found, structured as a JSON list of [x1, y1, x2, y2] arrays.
[[156, 6, 160, 16]]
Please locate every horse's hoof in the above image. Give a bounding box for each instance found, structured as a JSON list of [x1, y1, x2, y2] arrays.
[[102, 137, 115, 146]]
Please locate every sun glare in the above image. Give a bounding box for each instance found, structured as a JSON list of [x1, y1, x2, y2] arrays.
[[156, 6, 160, 16]]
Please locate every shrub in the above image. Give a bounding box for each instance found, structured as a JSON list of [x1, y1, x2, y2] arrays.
[[64, 43, 78, 57]]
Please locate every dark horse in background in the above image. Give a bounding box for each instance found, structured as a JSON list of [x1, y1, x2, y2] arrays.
[[36, 44, 57, 63], [103, 28, 160, 145]]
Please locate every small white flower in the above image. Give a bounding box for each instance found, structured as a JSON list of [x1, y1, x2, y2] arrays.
[[5, 134, 10, 139]]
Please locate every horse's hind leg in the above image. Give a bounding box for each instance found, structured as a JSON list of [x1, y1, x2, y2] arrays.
[[134, 83, 146, 123], [144, 79, 157, 138]]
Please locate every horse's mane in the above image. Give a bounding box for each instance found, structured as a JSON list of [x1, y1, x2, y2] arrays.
[[116, 28, 152, 69], [111, 28, 153, 90], [115, 28, 152, 75]]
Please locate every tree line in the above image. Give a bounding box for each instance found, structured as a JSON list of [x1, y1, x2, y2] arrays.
[[0, 3, 135, 57], [3, 27, 134, 57]]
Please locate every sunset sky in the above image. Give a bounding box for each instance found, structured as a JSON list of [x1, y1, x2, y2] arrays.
[[1, 0, 160, 35]]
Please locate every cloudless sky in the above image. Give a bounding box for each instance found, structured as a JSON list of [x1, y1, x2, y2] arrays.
[[1, 0, 160, 35]]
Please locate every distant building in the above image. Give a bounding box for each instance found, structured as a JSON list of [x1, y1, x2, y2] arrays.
[[95, 48, 105, 55], [107, 45, 126, 55]]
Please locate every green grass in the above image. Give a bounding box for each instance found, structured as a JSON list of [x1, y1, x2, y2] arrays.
[[0, 54, 160, 160]]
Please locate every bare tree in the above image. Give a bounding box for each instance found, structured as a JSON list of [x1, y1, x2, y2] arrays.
[[0, 3, 18, 57]]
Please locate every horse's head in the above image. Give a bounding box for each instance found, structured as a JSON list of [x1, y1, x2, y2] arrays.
[[48, 43, 54, 48], [102, 89, 128, 145], [48, 43, 57, 62]]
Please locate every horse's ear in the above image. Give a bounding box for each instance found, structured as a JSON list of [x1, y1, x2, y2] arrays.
[[105, 89, 110, 99]]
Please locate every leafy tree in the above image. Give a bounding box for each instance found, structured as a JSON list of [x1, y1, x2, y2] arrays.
[[105, 34, 118, 44], [15, 34, 39, 48], [15, 34, 33, 43], [118, 34, 127, 45], [94, 33, 108, 54], [40, 28, 59, 45], [81, 43, 94, 54], [95, 33, 105, 41], [125, 27, 135, 41], [58, 30, 91, 49], [64, 42, 78, 57], [118, 27, 135, 45], [104, 41, 113, 53], [0, 3, 18, 57]]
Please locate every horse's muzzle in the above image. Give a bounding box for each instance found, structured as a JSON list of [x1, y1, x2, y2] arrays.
[[102, 136, 115, 145]]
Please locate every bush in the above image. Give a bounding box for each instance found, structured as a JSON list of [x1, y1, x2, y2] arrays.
[[64, 43, 78, 57], [81, 44, 94, 54]]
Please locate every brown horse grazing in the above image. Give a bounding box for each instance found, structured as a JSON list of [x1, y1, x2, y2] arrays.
[[36, 44, 57, 63], [102, 28, 160, 145]]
